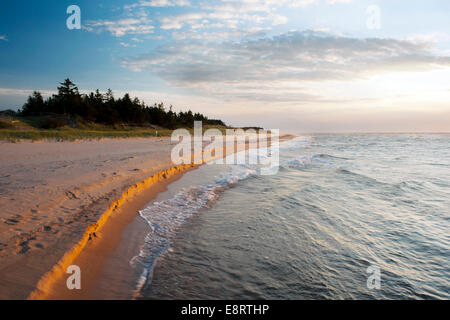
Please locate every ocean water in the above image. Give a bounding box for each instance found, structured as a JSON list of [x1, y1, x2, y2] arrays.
[[130, 134, 450, 300]]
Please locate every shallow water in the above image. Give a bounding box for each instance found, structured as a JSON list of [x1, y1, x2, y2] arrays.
[[131, 134, 450, 299]]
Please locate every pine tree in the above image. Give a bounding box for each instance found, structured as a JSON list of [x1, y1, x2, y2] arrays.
[[21, 91, 45, 116], [53, 78, 81, 114], [57, 78, 79, 98]]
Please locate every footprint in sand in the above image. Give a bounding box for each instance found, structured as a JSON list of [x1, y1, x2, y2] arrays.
[[4, 218, 20, 225], [120, 156, 135, 161], [65, 190, 79, 200], [15, 236, 36, 254], [3, 215, 23, 225]]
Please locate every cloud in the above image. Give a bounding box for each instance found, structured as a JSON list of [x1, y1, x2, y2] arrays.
[[91, 0, 356, 41], [121, 30, 450, 102], [120, 0, 355, 41], [125, 0, 191, 9], [0, 88, 57, 97], [171, 28, 267, 41], [85, 13, 154, 37], [120, 42, 136, 47], [407, 32, 450, 44], [120, 0, 291, 36], [0, 35, 8, 41], [151, 0, 355, 37], [156, 4, 288, 34], [326, 0, 353, 4]]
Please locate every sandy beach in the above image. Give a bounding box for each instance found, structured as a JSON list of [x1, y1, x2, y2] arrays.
[[0, 137, 187, 299], [0, 134, 293, 299]]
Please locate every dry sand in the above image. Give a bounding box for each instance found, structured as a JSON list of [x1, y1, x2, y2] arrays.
[[0, 134, 294, 299]]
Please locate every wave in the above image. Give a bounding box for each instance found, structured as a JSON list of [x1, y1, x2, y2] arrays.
[[280, 153, 351, 170], [278, 136, 312, 151], [136, 134, 450, 300], [129, 137, 310, 296], [130, 165, 256, 297], [312, 154, 350, 160]]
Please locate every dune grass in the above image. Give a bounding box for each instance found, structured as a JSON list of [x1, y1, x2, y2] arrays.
[[0, 116, 230, 142], [0, 128, 173, 142], [0, 116, 172, 142]]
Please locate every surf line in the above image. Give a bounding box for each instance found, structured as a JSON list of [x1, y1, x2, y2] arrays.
[[28, 163, 197, 300]]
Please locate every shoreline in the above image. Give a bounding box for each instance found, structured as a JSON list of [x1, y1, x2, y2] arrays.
[[19, 134, 294, 299], [30, 164, 198, 299]]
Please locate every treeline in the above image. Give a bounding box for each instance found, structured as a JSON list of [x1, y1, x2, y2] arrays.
[[20, 79, 225, 129]]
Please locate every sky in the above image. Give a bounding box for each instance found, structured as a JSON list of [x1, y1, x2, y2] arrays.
[[0, 0, 449, 132]]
